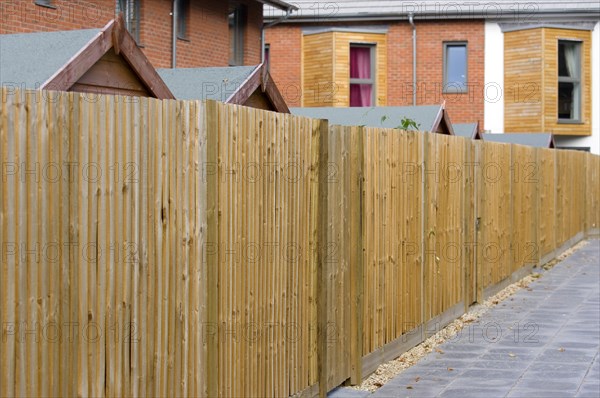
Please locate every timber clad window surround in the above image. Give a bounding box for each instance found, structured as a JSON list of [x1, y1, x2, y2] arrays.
[[443, 42, 467, 93], [177, 0, 190, 40], [302, 30, 387, 107], [504, 27, 591, 136], [229, 4, 247, 66], [116, 0, 140, 43], [349, 44, 375, 107], [558, 40, 582, 122]]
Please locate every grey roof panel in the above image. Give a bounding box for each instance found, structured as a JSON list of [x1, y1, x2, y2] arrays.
[[266, 0, 600, 20], [453, 123, 478, 138], [482, 133, 554, 147], [0, 29, 101, 89], [157, 66, 258, 101], [290, 105, 442, 131]]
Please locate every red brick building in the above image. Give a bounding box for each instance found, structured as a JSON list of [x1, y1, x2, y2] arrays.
[[1, 0, 295, 68], [264, 1, 485, 126]]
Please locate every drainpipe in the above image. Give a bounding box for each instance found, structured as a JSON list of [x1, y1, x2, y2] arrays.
[[261, 7, 294, 64], [172, 0, 178, 68], [408, 13, 416, 106]]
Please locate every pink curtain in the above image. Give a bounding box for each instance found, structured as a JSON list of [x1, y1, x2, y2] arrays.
[[350, 47, 372, 107]]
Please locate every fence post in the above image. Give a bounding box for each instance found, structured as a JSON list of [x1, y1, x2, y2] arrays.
[[317, 118, 330, 398], [534, 148, 540, 265], [420, 132, 429, 337], [205, 100, 219, 398], [475, 141, 484, 303], [349, 126, 364, 385]]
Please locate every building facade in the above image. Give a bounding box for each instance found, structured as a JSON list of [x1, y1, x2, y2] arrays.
[[0, 0, 293, 69], [264, 0, 600, 153]]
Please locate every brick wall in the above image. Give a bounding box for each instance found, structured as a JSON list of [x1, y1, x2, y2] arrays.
[[0, 0, 114, 33], [266, 20, 485, 125], [1, 0, 264, 69], [264, 24, 303, 107]]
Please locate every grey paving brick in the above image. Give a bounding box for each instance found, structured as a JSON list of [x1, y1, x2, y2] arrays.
[[328, 387, 371, 398], [439, 387, 512, 398]]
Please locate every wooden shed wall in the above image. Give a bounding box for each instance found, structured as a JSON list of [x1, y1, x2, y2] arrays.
[[70, 49, 150, 97]]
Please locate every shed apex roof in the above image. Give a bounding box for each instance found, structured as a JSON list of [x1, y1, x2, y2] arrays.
[[0, 29, 100, 89], [290, 105, 448, 132], [453, 123, 480, 138], [157, 66, 258, 102], [482, 133, 555, 148]]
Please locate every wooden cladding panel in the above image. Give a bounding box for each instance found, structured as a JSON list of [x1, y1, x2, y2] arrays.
[[504, 28, 544, 132], [302, 32, 335, 107]]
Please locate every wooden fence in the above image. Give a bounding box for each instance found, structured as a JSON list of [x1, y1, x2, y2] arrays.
[[1, 88, 598, 397]]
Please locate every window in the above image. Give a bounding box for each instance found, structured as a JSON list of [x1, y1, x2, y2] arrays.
[[116, 0, 140, 43], [229, 4, 246, 66], [264, 44, 270, 71], [34, 0, 55, 8], [443, 42, 467, 93], [177, 0, 189, 39], [349, 44, 375, 107], [558, 40, 582, 122]]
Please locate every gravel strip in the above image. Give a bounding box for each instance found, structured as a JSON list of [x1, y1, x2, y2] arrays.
[[351, 241, 587, 393]]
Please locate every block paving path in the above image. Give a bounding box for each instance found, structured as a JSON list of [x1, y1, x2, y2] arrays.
[[330, 239, 600, 398]]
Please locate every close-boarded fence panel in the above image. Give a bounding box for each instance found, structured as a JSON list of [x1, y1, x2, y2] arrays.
[[511, 144, 538, 274], [1, 88, 599, 398], [586, 153, 600, 234], [0, 90, 205, 397], [204, 101, 322, 397], [478, 141, 513, 294], [423, 133, 466, 327], [538, 148, 557, 263], [360, 128, 424, 376]]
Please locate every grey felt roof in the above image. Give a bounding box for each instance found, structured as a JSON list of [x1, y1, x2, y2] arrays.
[[265, 0, 600, 21], [453, 123, 479, 138], [0, 29, 101, 89], [482, 133, 554, 148], [290, 105, 442, 131], [157, 66, 258, 101]]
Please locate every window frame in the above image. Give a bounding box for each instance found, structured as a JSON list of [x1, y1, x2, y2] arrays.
[[443, 41, 468, 94], [349, 43, 376, 107], [557, 39, 583, 124], [264, 43, 270, 72], [176, 0, 190, 40], [229, 4, 246, 66], [116, 0, 141, 43]]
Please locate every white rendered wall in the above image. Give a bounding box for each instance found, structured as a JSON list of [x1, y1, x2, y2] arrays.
[[483, 21, 504, 134]]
